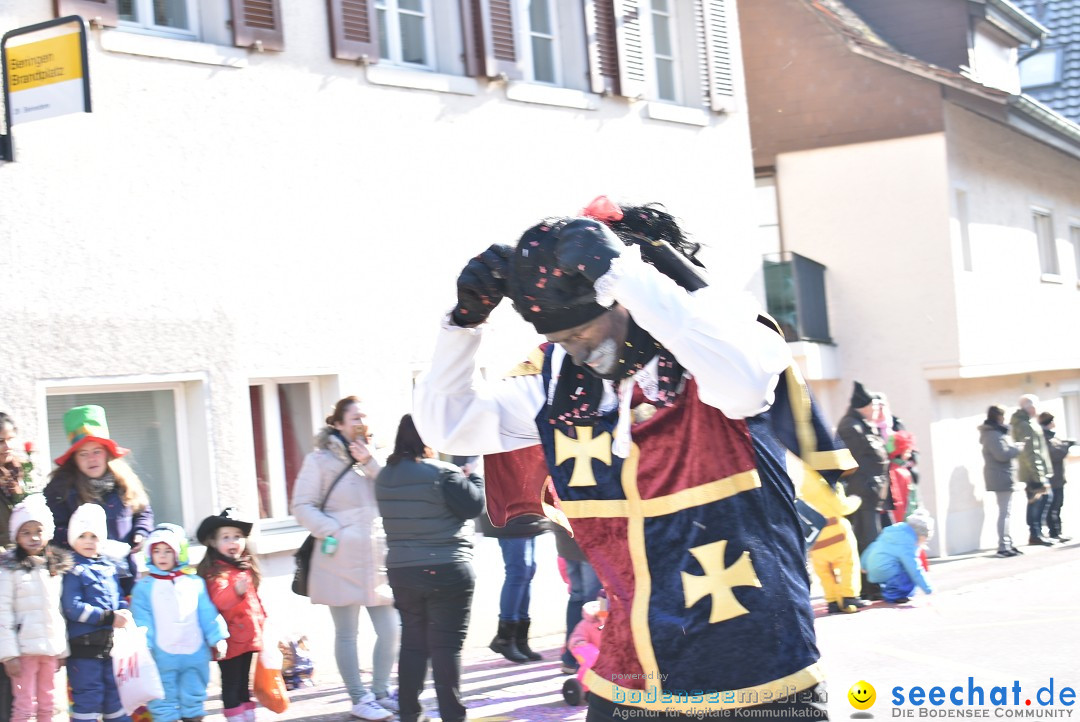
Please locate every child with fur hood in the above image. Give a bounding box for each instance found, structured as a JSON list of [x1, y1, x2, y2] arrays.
[[860, 510, 935, 604], [0, 495, 71, 722]]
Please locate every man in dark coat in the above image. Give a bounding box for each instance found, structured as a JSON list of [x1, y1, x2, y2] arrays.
[[1038, 412, 1075, 543], [836, 382, 890, 599]]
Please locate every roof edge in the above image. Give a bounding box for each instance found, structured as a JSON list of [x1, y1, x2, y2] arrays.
[[979, 0, 1050, 43]]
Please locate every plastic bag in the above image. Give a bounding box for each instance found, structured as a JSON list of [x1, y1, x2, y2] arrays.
[[254, 660, 290, 714], [112, 626, 165, 713], [259, 617, 283, 670]]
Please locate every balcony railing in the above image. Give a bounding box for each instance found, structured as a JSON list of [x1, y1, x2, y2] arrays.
[[763, 252, 832, 344]]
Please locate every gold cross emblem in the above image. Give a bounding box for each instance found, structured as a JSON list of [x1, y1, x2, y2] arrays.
[[681, 539, 762, 624], [554, 426, 612, 488]]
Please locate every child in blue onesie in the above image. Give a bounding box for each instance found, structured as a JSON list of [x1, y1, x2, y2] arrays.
[[61, 503, 134, 722], [132, 524, 228, 722]]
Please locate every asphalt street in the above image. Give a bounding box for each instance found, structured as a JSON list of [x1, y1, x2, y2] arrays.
[[241, 535, 1080, 721]]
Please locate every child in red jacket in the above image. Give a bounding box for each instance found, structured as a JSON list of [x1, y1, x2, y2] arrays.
[[196, 509, 267, 722]]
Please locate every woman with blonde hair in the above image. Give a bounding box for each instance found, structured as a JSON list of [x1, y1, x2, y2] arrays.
[[43, 405, 153, 594]]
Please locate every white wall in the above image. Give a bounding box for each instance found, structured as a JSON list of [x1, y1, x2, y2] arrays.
[[0, 1, 761, 536], [776, 133, 957, 554], [945, 103, 1080, 375], [777, 121, 1080, 555]]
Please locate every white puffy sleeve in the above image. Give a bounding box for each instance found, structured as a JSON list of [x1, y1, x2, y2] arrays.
[[413, 318, 545, 456], [598, 247, 791, 419]]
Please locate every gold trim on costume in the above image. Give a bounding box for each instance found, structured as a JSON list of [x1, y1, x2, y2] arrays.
[[557, 470, 761, 520], [621, 444, 664, 700], [583, 662, 826, 712], [502, 346, 547, 378], [786, 363, 857, 472]]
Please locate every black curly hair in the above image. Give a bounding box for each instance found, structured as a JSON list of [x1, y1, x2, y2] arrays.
[[604, 203, 704, 267]]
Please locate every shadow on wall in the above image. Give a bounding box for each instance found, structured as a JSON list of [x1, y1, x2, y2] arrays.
[[945, 465, 984, 555]]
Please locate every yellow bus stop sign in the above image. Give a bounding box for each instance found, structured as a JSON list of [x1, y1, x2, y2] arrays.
[[1, 15, 91, 161]]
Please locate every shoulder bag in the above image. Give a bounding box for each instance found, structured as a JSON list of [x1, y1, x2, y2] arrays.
[[291, 462, 353, 597]]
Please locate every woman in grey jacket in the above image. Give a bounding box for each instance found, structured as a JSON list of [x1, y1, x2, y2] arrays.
[[375, 414, 483, 722], [979, 405, 1023, 557]]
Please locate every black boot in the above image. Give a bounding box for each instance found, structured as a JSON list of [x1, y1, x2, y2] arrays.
[[515, 618, 542, 661], [490, 619, 528, 663]]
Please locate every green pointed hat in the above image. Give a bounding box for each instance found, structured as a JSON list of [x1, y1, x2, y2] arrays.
[[54, 405, 129, 467]]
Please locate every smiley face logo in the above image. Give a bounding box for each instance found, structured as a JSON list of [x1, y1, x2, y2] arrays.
[[848, 681, 876, 710]]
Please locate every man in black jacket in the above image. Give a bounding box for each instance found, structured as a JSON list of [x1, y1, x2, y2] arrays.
[[836, 382, 890, 600], [1039, 412, 1075, 543]]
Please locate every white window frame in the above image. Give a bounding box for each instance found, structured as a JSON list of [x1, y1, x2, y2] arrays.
[[643, 0, 681, 104], [1020, 47, 1063, 89], [517, 0, 563, 86], [39, 376, 200, 531], [375, 0, 437, 71], [118, 0, 201, 41], [248, 376, 324, 526], [1033, 208, 1060, 280]]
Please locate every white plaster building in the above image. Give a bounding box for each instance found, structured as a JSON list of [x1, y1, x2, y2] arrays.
[[740, 0, 1080, 555], [0, 0, 759, 567]]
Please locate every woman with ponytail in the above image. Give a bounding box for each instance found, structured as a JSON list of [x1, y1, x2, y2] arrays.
[[290, 396, 398, 721]]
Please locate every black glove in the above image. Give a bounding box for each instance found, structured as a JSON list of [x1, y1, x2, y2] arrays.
[[553, 218, 623, 283], [452, 244, 513, 327]]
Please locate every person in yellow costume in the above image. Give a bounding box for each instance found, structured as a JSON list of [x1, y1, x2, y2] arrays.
[[800, 467, 870, 614]]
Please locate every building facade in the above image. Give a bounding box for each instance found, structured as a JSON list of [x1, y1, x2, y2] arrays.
[[739, 0, 1080, 555], [1, 0, 762, 566]]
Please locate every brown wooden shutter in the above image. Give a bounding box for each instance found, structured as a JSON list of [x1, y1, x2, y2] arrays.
[[231, 0, 285, 51], [55, 0, 118, 27], [697, 0, 735, 112], [460, 0, 522, 80], [583, 0, 619, 95], [459, 0, 485, 77], [613, 0, 646, 99], [327, 0, 379, 62]]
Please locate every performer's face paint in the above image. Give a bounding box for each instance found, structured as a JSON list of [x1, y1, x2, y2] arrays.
[[545, 306, 629, 380]]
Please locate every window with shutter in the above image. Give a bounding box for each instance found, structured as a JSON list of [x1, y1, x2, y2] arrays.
[[463, 0, 523, 79], [584, 0, 618, 94], [230, 0, 284, 51], [614, 0, 645, 98], [328, 0, 379, 62], [55, 0, 119, 27], [697, 0, 734, 112]]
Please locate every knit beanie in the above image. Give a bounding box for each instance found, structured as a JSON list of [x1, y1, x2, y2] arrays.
[[68, 503, 108, 547], [145, 524, 188, 569], [8, 494, 55, 543], [507, 219, 611, 335], [907, 510, 934, 540]]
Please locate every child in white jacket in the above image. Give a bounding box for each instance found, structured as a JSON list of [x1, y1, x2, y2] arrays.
[[0, 495, 71, 722]]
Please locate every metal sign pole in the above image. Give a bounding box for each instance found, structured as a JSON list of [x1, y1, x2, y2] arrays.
[[1, 15, 91, 162]]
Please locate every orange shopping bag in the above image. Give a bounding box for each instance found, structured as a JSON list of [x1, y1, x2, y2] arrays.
[[253, 660, 290, 714]]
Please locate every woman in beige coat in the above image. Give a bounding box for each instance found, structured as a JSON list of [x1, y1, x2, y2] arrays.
[[291, 397, 399, 721]]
